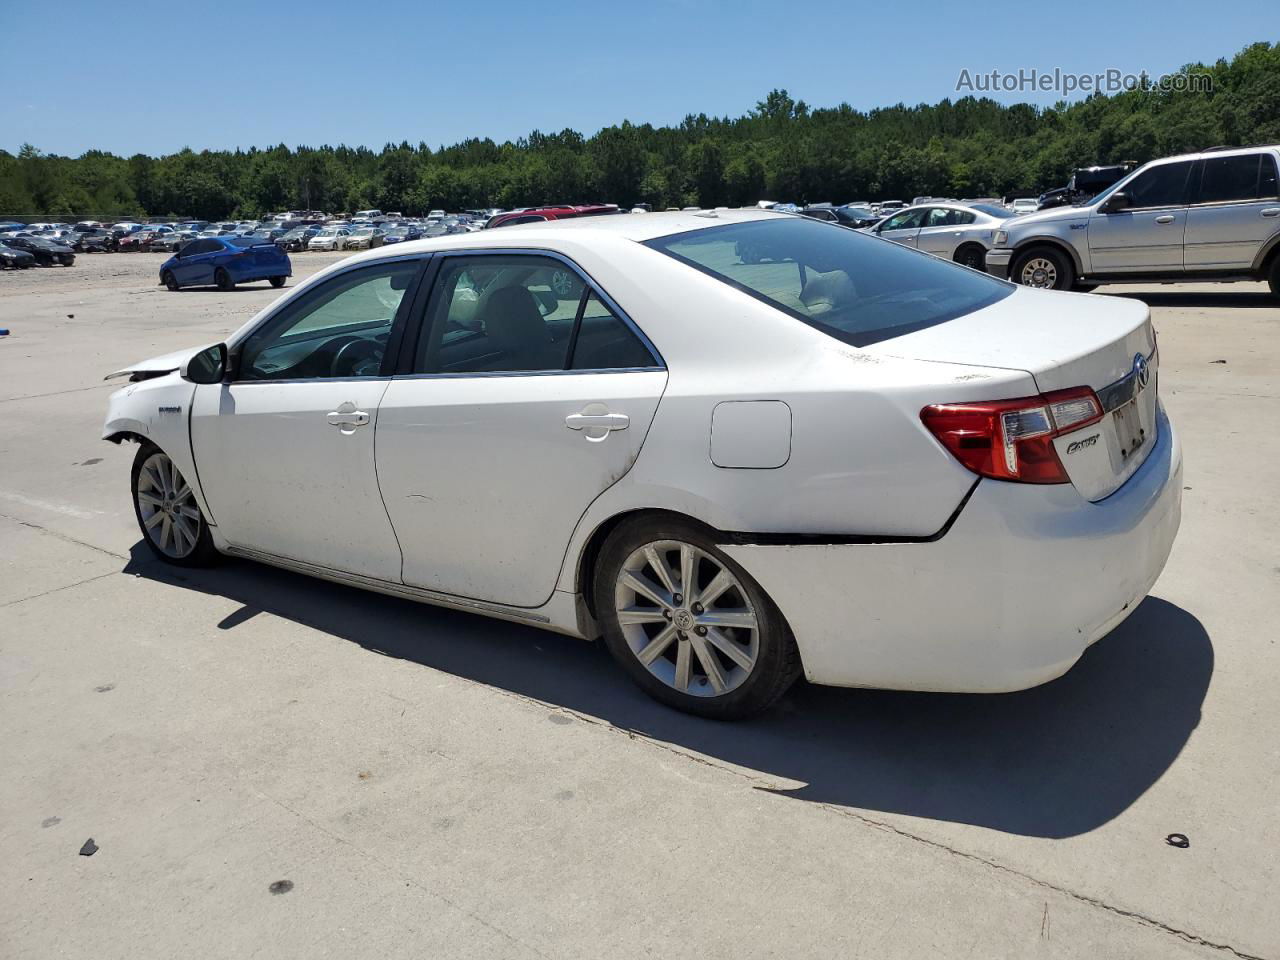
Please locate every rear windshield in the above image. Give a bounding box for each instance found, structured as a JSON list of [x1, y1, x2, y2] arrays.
[[644, 217, 1013, 347]]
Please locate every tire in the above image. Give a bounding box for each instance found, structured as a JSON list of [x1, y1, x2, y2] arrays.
[[215, 267, 234, 291], [954, 244, 986, 271], [162, 270, 179, 291], [130, 443, 219, 567], [1267, 255, 1280, 298], [269, 276, 286, 288], [1011, 246, 1075, 291], [593, 514, 801, 719]]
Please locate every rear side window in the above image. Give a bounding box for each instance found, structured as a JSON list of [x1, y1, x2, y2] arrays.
[[645, 217, 1012, 348], [1198, 154, 1263, 203], [1124, 161, 1194, 208]]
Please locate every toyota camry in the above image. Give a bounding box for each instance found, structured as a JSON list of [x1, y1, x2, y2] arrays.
[[102, 210, 1181, 718]]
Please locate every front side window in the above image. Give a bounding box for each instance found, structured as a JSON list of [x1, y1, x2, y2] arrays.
[[1197, 154, 1265, 204], [882, 209, 927, 231], [1123, 161, 1194, 209], [237, 260, 420, 381], [412, 255, 656, 374], [646, 216, 1012, 348]]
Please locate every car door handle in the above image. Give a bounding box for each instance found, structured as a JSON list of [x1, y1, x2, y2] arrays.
[[565, 413, 629, 431], [1262, 208, 1280, 218], [327, 410, 369, 426], [1154, 215, 1176, 224]]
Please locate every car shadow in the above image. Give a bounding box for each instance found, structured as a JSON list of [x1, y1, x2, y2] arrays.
[[1100, 289, 1277, 309], [123, 545, 1211, 839]]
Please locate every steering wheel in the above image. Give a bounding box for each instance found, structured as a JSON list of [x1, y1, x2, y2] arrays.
[[329, 337, 382, 378]]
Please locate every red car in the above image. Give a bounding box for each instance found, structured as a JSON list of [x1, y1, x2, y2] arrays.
[[485, 204, 621, 229], [117, 229, 167, 252]]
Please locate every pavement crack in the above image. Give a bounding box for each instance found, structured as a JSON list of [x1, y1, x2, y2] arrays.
[[1, 570, 119, 608], [0, 382, 116, 404], [0, 512, 127, 560]]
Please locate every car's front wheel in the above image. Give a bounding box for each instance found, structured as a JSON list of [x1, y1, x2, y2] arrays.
[[162, 270, 179, 291], [594, 515, 801, 719], [1012, 246, 1075, 290], [131, 444, 219, 566]]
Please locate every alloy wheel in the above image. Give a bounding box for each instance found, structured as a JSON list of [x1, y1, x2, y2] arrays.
[[613, 540, 760, 697], [1020, 257, 1058, 288], [136, 452, 202, 559]]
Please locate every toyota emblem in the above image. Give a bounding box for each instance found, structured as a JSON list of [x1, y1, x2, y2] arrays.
[[1133, 354, 1151, 390]]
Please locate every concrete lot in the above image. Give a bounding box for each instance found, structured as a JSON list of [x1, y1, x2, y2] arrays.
[[1, 252, 1277, 959]]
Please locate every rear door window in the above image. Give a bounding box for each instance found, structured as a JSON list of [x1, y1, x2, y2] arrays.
[[1197, 154, 1264, 204]]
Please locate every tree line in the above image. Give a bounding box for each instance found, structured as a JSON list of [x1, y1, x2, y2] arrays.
[[1, 42, 1276, 221]]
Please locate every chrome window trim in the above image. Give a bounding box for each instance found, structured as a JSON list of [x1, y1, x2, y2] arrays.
[[391, 365, 665, 383], [419, 246, 666, 370]]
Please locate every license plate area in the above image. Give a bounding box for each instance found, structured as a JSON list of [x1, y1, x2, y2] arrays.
[[1113, 399, 1146, 461]]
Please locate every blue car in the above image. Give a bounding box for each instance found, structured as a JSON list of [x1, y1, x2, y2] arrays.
[[159, 236, 292, 291]]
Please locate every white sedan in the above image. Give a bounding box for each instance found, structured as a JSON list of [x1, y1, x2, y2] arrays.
[[102, 211, 1182, 718]]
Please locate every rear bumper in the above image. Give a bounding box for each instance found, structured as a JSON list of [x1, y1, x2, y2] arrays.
[[985, 247, 1013, 280], [722, 406, 1182, 692]]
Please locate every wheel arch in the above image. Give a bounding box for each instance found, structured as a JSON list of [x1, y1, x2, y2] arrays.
[[1253, 231, 1280, 273], [575, 507, 723, 620], [1012, 236, 1084, 275]]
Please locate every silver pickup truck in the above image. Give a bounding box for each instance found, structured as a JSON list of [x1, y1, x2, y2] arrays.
[[986, 145, 1280, 296]]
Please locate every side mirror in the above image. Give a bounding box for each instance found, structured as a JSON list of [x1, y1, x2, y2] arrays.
[[1102, 192, 1131, 213], [181, 343, 227, 384]]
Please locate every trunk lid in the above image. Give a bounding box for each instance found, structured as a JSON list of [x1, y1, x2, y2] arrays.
[[869, 287, 1159, 501]]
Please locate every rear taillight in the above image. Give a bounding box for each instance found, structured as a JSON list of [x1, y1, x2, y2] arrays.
[[921, 387, 1103, 484]]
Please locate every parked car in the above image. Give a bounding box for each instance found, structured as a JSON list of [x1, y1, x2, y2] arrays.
[[877, 200, 906, 214], [1010, 198, 1041, 216], [75, 228, 118, 252], [987, 144, 1280, 294], [278, 226, 322, 251], [380, 226, 421, 245], [861, 202, 1014, 269], [0, 234, 75, 266], [158, 236, 291, 291], [152, 231, 197, 253], [0, 239, 37, 268], [343, 227, 385, 250], [307, 226, 351, 251], [486, 204, 621, 229], [833, 205, 880, 228], [103, 211, 1180, 719], [119, 228, 172, 251]]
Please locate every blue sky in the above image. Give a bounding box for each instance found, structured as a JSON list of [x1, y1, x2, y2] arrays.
[[2, 0, 1273, 156]]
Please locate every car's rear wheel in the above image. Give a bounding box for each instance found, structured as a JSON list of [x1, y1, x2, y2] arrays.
[[1267, 254, 1280, 298], [131, 444, 219, 566], [1012, 246, 1075, 290], [269, 276, 286, 288], [215, 267, 234, 291], [594, 515, 801, 719], [162, 270, 179, 291], [954, 244, 986, 271]]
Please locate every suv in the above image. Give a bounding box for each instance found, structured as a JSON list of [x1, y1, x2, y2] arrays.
[[986, 145, 1280, 295]]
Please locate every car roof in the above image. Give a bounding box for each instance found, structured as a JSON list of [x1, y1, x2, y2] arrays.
[[1146, 143, 1280, 165]]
